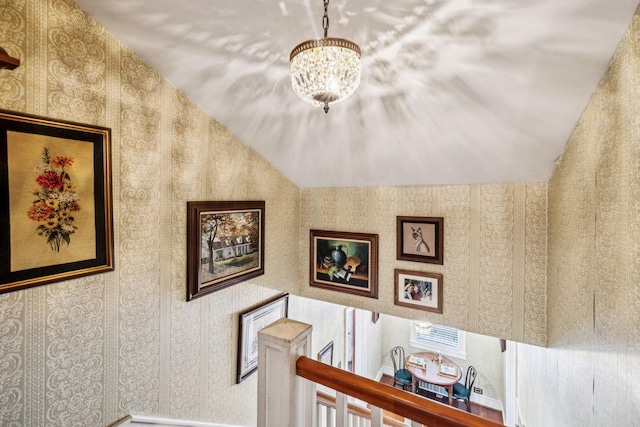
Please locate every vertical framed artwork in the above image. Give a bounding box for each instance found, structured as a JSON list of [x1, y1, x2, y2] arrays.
[[318, 341, 334, 366], [309, 229, 379, 299], [372, 311, 380, 324], [394, 268, 443, 313], [186, 200, 264, 301], [0, 109, 114, 294], [237, 293, 289, 383], [396, 216, 444, 264]]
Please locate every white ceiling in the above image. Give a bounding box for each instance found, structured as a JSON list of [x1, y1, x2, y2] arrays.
[[72, 0, 639, 188]]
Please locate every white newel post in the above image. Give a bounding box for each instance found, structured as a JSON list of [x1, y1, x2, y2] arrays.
[[257, 318, 316, 427]]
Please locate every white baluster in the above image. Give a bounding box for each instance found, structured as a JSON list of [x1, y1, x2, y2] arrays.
[[336, 391, 348, 427], [370, 405, 382, 427]]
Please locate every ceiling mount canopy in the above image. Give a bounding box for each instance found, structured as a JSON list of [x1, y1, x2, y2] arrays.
[[289, 0, 361, 113]]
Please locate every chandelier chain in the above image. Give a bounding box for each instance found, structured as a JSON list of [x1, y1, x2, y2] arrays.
[[323, 0, 329, 38]]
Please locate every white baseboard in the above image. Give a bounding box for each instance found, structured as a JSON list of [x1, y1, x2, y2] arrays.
[[377, 365, 394, 381], [470, 393, 503, 413], [119, 415, 250, 427]]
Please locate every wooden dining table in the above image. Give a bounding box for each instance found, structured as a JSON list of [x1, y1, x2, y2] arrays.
[[405, 351, 462, 406]]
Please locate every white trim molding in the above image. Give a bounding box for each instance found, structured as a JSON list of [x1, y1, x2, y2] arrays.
[[114, 414, 251, 427]]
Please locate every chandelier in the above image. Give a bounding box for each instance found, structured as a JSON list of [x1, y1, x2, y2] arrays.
[[289, 0, 361, 113]]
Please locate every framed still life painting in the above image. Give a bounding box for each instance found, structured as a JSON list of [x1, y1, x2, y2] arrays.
[[309, 229, 378, 299], [186, 200, 265, 301], [0, 110, 114, 294]]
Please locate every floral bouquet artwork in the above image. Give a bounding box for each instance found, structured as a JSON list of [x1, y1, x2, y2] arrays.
[[27, 147, 80, 252]]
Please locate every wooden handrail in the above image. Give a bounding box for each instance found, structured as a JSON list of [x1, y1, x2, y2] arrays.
[[297, 356, 504, 427], [316, 389, 408, 427]]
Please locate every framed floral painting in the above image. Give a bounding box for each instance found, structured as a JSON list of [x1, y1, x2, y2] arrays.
[[0, 110, 114, 294]]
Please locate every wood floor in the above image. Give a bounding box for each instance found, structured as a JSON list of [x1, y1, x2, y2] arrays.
[[379, 374, 503, 424]]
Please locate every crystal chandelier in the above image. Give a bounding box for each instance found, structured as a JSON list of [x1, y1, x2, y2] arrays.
[[289, 0, 361, 113]]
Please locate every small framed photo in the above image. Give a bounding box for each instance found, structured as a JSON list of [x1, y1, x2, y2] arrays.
[[186, 200, 264, 301], [318, 341, 334, 365], [237, 293, 289, 383], [310, 229, 378, 299], [372, 311, 380, 324], [396, 216, 444, 265], [394, 269, 443, 313], [0, 109, 114, 294]]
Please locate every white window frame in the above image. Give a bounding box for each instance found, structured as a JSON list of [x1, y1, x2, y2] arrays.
[[409, 322, 467, 360]]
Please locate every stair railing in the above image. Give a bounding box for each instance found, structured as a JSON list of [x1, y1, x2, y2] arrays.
[[257, 318, 504, 427]]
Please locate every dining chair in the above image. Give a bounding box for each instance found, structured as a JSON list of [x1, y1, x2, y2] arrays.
[[452, 365, 477, 412], [389, 346, 412, 391]]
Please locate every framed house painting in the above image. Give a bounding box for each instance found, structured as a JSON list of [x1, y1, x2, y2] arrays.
[[186, 200, 265, 301], [309, 229, 378, 299], [396, 216, 444, 265], [237, 293, 289, 383], [0, 110, 114, 294], [394, 269, 443, 313]]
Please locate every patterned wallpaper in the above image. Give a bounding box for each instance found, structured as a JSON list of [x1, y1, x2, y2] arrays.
[[0, 0, 299, 426], [0, 0, 553, 426], [516, 8, 640, 427], [300, 184, 548, 346]]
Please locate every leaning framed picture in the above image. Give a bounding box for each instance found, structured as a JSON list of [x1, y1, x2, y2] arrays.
[[0, 109, 114, 294], [237, 293, 289, 383], [394, 269, 443, 313], [310, 229, 378, 298], [318, 341, 334, 366], [396, 216, 444, 265], [186, 200, 265, 301]]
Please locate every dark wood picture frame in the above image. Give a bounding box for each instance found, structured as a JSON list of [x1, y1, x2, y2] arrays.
[[237, 293, 289, 383], [0, 109, 114, 294], [310, 229, 378, 299], [396, 216, 444, 265], [186, 200, 264, 301], [318, 341, 334, 366], [394, 268, 443, 313]]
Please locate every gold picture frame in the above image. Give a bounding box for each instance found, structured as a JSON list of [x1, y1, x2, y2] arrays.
[[0, 110, 114, 293]]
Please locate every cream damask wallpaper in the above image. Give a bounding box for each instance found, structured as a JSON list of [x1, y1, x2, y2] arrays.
[[516, 8, 640, 427], [0, 0, 300, 426], [300, 184, 548, 346], [0, 0, 572, 426]]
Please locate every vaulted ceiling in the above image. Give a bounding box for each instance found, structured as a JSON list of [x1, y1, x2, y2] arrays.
[[73, 0, 640, 188]]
